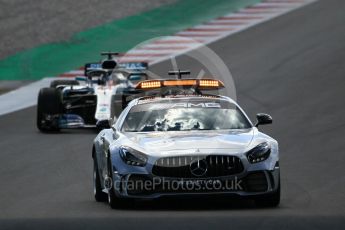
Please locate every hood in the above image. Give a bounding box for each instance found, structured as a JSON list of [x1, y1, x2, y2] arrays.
[[124, 129, 255, 153]]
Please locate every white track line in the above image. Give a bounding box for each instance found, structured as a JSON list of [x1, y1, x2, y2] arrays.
[[0, 0, 317, 116], [0, 78, 68, 116]]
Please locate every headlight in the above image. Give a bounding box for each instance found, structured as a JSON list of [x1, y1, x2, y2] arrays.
[[119, 146, 147, 166], [246, 142, 271, 164]]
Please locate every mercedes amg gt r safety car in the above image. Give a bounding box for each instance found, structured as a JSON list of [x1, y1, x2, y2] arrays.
[[92, 72, 280, 208], [36, 52, 150, 132]]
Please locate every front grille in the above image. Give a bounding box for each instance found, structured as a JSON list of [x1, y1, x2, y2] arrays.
[[152, 155, 244, 178]]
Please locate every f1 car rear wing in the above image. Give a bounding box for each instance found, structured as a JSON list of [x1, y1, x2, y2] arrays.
[[84, 61, 148, 76], [117, 62, 148, 71], [83, 52, 120, 76]]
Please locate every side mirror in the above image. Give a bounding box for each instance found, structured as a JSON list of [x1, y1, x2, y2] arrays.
[[255, 113, 273, 127], [96, 120, 111, 130]]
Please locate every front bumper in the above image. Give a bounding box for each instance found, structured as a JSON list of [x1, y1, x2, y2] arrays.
[[111, 168, 280, 199]]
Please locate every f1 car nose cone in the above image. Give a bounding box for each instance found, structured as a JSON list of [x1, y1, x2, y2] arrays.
[[190, 159, 208, 177]]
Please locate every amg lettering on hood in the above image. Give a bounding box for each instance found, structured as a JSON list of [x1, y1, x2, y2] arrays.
[[133, 99, 236, 112], [171, 103, 221, 108]]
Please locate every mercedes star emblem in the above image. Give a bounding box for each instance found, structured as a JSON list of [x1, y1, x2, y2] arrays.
[[190, 159, 208, 177]]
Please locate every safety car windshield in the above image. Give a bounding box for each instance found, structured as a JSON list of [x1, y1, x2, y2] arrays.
[[122, 99, 252, 132]]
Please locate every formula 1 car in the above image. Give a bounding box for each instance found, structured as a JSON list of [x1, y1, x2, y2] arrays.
[[92, 71, 280, 208], [36, 52, 150, 132]]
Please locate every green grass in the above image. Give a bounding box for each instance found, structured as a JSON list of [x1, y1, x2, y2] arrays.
[[0, 0, 261, 80]]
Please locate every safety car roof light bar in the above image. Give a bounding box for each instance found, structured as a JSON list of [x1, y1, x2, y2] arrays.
[[135, 79, 224, 90]]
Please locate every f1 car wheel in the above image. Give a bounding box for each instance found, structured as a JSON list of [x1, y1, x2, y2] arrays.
[[36, 87, 62, 132], [93, 159, 107, 202], [50, 80, 79, 88], [254, 182, 280, 207]]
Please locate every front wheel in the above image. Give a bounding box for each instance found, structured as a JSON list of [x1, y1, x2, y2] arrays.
[[107, 159, 125, 209], [37, 87, 62, 132], [93, 160, 107, 202]]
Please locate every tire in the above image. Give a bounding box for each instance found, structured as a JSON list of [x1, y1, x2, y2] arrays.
[[50, 80, 79, 88], [36, 87, 62, 132], [107, 158, 125, 209], [93, 159, 108, 202], [254, 182, 280, 208]]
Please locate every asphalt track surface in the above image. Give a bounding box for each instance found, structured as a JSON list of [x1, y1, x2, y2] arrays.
[[0, 0, 175, 92], [0, 0, 176, 59], [1, 0, 345, 229]]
